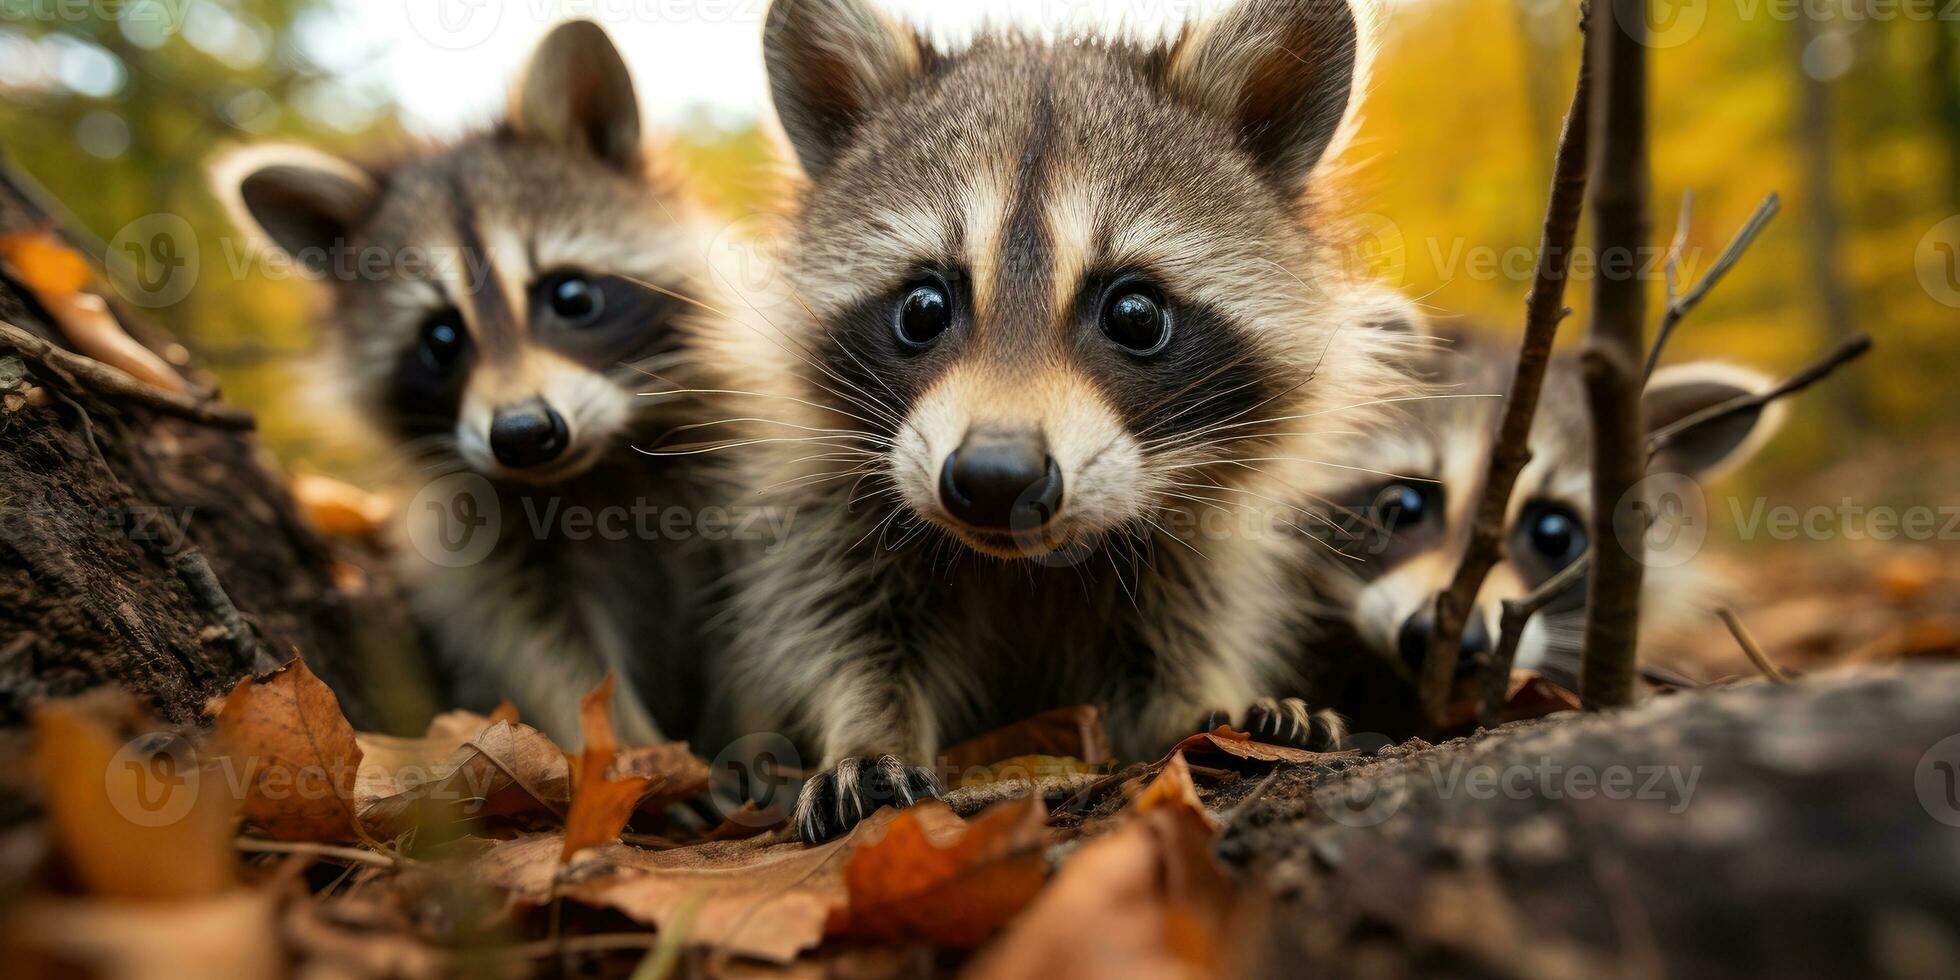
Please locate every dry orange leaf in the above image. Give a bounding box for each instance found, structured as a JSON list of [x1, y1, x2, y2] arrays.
[[560, 674, 652, 860], [32, 692, 238, 901], [828, 797, 1051, 948], [1169, 726, 1354, 766], [1131, 752, 1217, 831], [6, 890, 282, 980], [613, 741, 713, 818], [357, 717, 571, 838], [213, 659, 365, 842], [940, 704, 1114, 770], [0, 228, 93, 298], [290, 472, 392, 539]]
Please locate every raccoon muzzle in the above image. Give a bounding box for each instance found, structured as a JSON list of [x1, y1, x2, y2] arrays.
[[937, 428, 1063, 533]]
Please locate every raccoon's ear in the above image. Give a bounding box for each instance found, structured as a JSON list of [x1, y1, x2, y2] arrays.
[[510, 20, 643, 173], [1166, 0, 1364, 196], [1644, 362, 1788, 481], [210, 144, 377, 266], [763, 0, 926, 178]]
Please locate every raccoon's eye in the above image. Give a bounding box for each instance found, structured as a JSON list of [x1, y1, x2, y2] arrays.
[[895, 280, 952, 349], [1373, 482, 1433, 531], [1101, 285, 1172, 355], [543, 274, 604, 326], [1520, 502, 1587, 566], [418, 312, 468, 373]]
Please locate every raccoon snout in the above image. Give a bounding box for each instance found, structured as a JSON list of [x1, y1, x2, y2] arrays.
[[937, 430, 1064, 533], [1397, 606, 1493, 680], [489, 398, 571, 470]]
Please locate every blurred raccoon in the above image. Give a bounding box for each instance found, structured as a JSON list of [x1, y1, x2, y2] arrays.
[[1305, 335, 1787, 710], [706, 0, 1421, 841], [212, 22, 725, 744]]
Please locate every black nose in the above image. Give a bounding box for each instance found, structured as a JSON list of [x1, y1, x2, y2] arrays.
[[1397, 606, 1493, 679], [489, 400, 570, 469], [938, 430, 1063, 532]]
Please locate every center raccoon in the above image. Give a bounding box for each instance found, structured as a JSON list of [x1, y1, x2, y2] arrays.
[[704, 0, 1422, 841]]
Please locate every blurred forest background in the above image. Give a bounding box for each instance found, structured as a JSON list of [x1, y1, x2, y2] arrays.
[[0, 0, 1954, 516]]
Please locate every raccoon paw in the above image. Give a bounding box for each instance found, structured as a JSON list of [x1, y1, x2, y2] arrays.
[[795, 755, 942, 845], [1200, 698, 1346, 751]]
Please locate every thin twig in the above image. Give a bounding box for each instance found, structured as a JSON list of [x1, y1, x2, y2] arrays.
[[0, 318, 254, 429], [1578, 0, 1654, 711], [1645, 194, 1783, 381], [1715, 607, 1794, 684], [1647, 333, 1873, 461], [1479, 552, 1593, 727], [234, 837, 403, 870], [1422, 3, 1596, 726]]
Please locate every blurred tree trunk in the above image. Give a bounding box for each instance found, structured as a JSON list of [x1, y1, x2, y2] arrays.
[[1935, 22, 1960, 208], [1791, 18, 1867, 429]]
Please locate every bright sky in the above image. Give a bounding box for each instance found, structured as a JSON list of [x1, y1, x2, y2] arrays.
[[334, 0, 1235, 136]]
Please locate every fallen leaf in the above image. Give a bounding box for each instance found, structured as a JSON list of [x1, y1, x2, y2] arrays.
[[0, 228, 93, 297], [940, 705, 1113, 771], [950, 754, 1104, 790], [473, 805, 967, 964], [1168, 727, 1355, 767], [613, 741, 713, 817], [1130, 752, 1217, 832], [291, 472, 392, 540], [213, 658, 365, 842], [358, 718, 572, 839], [562, 675, 653, 860], [5, 891, 281, 980], [31, 691, 237, 900], [828, 798, 1051, 948]]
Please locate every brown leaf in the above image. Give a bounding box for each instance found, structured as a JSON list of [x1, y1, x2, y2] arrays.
[[612, 741, 712, 817], [1168, 727, 1356, 767], [561, 674, 652, 860], [31, 692, 237, 900], [358, 717, 572, 839], [939, 705, 1114, 771], [291, 472, 391, 540], [5, 891, 282, 980], [0, 228, 93, 297], [213, 658, 364, 842], [1130, 752, 1217, 832], [828, 798, 1052, 948], [473, 805, 962, 964], [968, 782, 1258, 980]]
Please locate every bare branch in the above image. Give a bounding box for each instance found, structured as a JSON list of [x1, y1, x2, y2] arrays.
[[1479, 552, 1593, 727], [0, 318, 255, 430], [1647, 333, 1874, 461], [1579, 0, 1653, 711], [1645, 193, 1783, 381], [1420, 4, 1596, 726], [1715, 607, 1794, 685]]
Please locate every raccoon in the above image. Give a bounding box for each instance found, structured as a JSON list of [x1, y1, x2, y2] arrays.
[[704, 0, 1419, 841], [1306, 335, 1787, 700], [212, 21, 726, 744]]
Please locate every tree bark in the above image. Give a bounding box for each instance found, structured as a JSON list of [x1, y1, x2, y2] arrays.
[[0, 167, 374, 730]]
